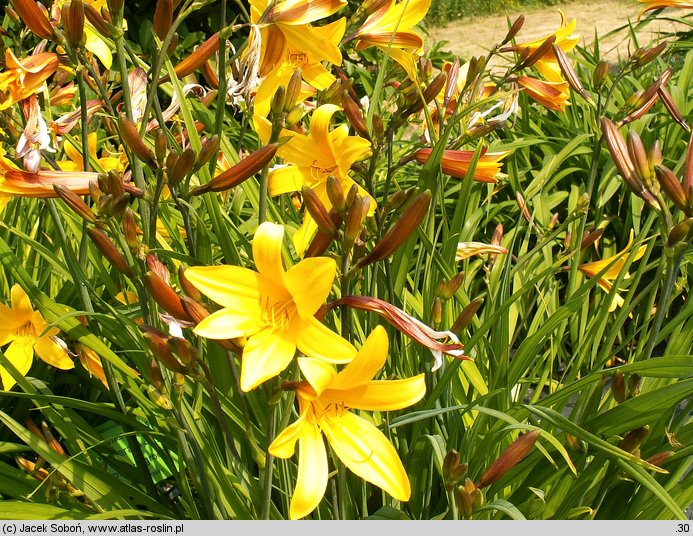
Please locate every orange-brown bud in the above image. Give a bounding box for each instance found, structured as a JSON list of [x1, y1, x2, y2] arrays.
[[118, 114, 156, 168], [162, 32, 220, 82], [153, 0, 173, 41], [667, 218, 693, 247], [41, 422, 66, 456], [403, 72, 447, 118], [455, 485, 474, 518], [195, 135, 219, 171], [141, 326, 188, 374], [553, 44, 590, 102], [10, 0, 54, 39], [357, 190, 431, 267], [302, 186, 337, 236], [515, 191, 533, 225], [168, 147, 196, 187], [436, 272, 465, 300], [284, 68, 303, 112], [190, 144, 278, 195], [431, 297, 442, 325], [345, 195, 371, 245], [520, 35, 556, 70], [87, 227, 133, 277], [345, 183, 359, 209], [580, 227, 604, 251], [122, 208, 139, 251], [645, 450, 674, 467], [443, 449, 468, 491], [617, 425, 650, 454], [305, 210, 343, 258], [655, 165, 689, 214], [593, 60, 610, 90], [451, 298, 483, 334], [501, 14, 524, 45], [180, 296, 210, 324], [178, 265, 202, 302], [611, 370, 626, 403], [475, 430, 540, 488], [83, 2, 111, 37], [631, 42, 666, 69], [53, 183, 96, 223], [166, 336, 198, 367], [144, 271, 192, 322], [658, 85, 688, 130], [684, 130, 693, 201], [63, 0, 85, 48], [627, 131, 652, 186], [155, 130, 168, 165], [342, 91, 370, 141], [326, 176, 346, 214]]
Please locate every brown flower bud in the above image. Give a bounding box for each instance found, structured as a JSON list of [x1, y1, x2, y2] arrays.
[[627, 131, 651, 186], [342, 91, 370, 141], [553, 44, 591, 102], [455, 485, 474, 518], [41, 422, 66, 456], [302, 186, 337, 236], [10, 0, 54, 39], [436, 272, 464, 300], [684, 130, 693, 202], [154, 130, 168, 165], [270, 85, 286, 119], [190, 144, 278, 195], [141, 326, 188, 374], [645, 450, 674, 467], [122, 208, 139, 251], [178, 265, 202, 302], [118, 114, 156, 168], [593, 60, 610, 90], [144, 271, 192, 322], [153, 0, 173, 41], [345, 195, 371, 246], [326, 176, 346, 214], [87, 227, 133, 277], [627, 373, 642, 398], [658, 85, 688, 130], [402, 72, 447, 118], [655, 165, 689, 214], [667, 218, 693, 247], [443, 59, 460, 108], [373, 115, 385, 139], [548, 212, 560, 230], [443, 449, 468, 491], [63, 0, 85, 48], [471, 488, 485, 509], [53, 183, 96, 223], [520, 35, 556, 70], [475, 430, 540, 488], [161, 32, 219, 83], [166, 336, 198, 367], [345, 183, 359, 209], [431, 297, 442, 325], [88, 180, 102, 202], [580, 227, 604, 251], [284, 68, 302, 112], [501, 14, 524, 45], [611, 370, 626, 403], [168, 147, 196, 187], [83, 3, 111, 37], [195, 135, 219, 171], [305, 210, 343, 258], [180, 296, 209, 324], [357, 190, 431, 268], [631, 42, 666, 69], [617, 425, 650, 454], [451, 298, 483, 334]]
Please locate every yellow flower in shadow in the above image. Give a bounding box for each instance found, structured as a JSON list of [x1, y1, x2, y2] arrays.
[[269, 326, 426, 519]]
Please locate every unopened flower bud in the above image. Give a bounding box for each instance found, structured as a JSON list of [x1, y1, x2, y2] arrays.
[[141, 326, 188, 374], [53, 183, 96, 223], [122, 208, 139, 251], [284, 68, 302, 112], [580, 227, 604, 251], [631, 42, 666, 69], [270, 85, 286, 120], [342, 91, 370, 141], [325, 176, 346, 214], [684, 130, 693, 201], [302, 186, 338, 236], [548, 212, 560, 230], [431, 297, 442, 325], [191, 144, 278, 195], [436, 272, 464, 300], [357, 190, 431, 268], [345, 183, 359, 209], [373, 115, 385, 139], [471, 488, 485, 509], [83, 3, 111, 37], [180, 296, 210, 324], [443, 450, 468, 491], [553, 44, 591, 102], [195, 135, 219, 171], [118, 114, 156, 168], [41, 422, 66, 456], [627, 373, 641, 398], [501, 14, 524, 45], [167, 336, 198, 367], [521, 35, 556, 70], [178, 265, 202, 302], [155, 130, 167, 165], [611, 370, 626, 403], [153, 0, 173, 41], [450, 297, 483, 334], [10, 0, 54, 39], [161, 32, 219, 83], [87, 227, 133, 277], [455, 485, 474, 518], [345, 195, 371, 246], [144, 271, 192, 322], [617, 425, 650, 454], [593, 60, 610, 90], [305, 210, 343, 258], [645, 450, 674, 467], [475, 430, 540, 488], [168, 147, 196, 187], [627, 131, 652, 187], [63, 0, 86, 48], [658, 85, 688, 130], [655, 165, 690, 214], [667, 218, 693, 247]]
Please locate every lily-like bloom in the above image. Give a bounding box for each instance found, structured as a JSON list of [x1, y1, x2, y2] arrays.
[[456, 241, 509, 261], [578, 231, 647, 311], [0, 50, 59, 110], [638, 0, 693, 17], [0, 285, 74, 391], [413, 147, 510, 183], [52, 0, 113, 68], [256, 104, 373, 255], [16, 95, 55, 173], [269, 326, 426, 519], [251, 0, 347, 116], [517, 76, 571, 111], [351, 0, 432, 81], [184, 222, 357, 391], [507, 11, 579, 83], [58, 133, 126, 173]]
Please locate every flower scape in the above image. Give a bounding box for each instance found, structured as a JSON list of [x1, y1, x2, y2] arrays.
[[0, 0, 690, 522]]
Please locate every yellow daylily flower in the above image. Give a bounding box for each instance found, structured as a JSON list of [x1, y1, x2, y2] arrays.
[[53, 0, 113, 68], [352, 0, 432, 81], [508, 11, 579, 83], [269, 326, 426, 519], [251, 0, 347, 116], [256, 104, 373, 255], [0, 50, 59, 110], [58, 133, 126, 173], [0, 285, 74, 391], [578, 231, 647, 312], [184, 222, 356, 391], [517, 76, 571, 112], [413, 147, 511, 183]]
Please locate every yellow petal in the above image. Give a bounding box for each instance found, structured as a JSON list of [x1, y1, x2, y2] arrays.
[[1, 337, 34, 390], [11, 285, 33, 317], [292, 214, 319, 258], [269, 412, 308, 458], [296, 317, 356, 363], [0, 303, 28, 333], [270, 0, 347, 25], [285, 257, 336, 318], [268, 165, 305, 196], [34, 337, 74, 370], [184, 265, 263, 308], [297, 356, 336, 396], [380, 46, 420, 81], [322, 410, 411, 501], [252, 222, 288, 287], [301, 63, 337, 91], [326, 375, 426, 411], [309, 104, 342, 158], [330, 325, 388, 390], [290, 423, 329, 519], [332, 135, 372, 178], [280, 19, 345, 66], [240, 326, 296, 391], [193, 307, 260, 339], [85, 27, 113, 69]]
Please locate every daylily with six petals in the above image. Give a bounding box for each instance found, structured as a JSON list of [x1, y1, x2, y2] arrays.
[[269, 325, 426, 519], [184, 222, 357, 391], [0, 49, 59, 110], [257, 104, 373, 255], [0, 285, 74, 391]]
